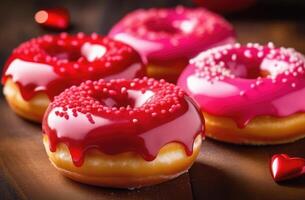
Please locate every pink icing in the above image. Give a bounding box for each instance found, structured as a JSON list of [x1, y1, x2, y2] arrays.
[[178, 43, 305, 128], [108, 6, 235, 63]]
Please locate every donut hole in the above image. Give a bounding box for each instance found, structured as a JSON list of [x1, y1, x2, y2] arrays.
[[235, 66, 266, 79], [44, 45, 82, 61], [145, 18, 181, 34], [224, 54, 270, 79], [94, 90, 155, 109], [243, 65, 270, 79]]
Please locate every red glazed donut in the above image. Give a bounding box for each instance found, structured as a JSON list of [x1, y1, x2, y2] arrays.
[[109, 6, 235, 83], [42, 77, 204, 188], [2, 33, 146, 122], [178, 42, 305, 144]]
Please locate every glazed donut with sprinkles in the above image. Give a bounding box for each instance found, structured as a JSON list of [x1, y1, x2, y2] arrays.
[[109, 6, 235, 82], [178, 42, 305, 144], [2, 33, 146, 122], [42, 77, 204, 188]]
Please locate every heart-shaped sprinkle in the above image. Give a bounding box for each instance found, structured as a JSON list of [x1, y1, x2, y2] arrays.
[[2, 33, 146, 101], [81, 42, 107, 62], [270, 154, 305, 182]]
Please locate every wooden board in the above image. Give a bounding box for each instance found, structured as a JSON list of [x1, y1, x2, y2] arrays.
[[190, 139, 305, 200], [0, 101, 193, 200], [1, 99, 305, 200]]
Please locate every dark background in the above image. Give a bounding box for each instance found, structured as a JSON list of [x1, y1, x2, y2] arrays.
[[0, 0, 304, 66], [0, 0, 304, 93]]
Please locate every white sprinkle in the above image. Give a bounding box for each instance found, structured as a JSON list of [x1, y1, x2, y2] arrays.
[[235, 43, 241, 48], [121, 87, 127, 94], [257, 51, 264, 58], [215, 53, 221, 59], [247, 43, 253, 48], [244, 50, 252, 58], [297, 67, 303, 73], [270, 49, 276, 55], [267, 42, 275, 48]]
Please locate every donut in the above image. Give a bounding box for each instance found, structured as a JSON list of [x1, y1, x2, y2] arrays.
[[2, 33, 146, 122], [178, 42, 305, 144], [108, 6, 235, 83], [42, 77, 204, 188]]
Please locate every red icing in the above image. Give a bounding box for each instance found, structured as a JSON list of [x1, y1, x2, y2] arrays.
[[2, 33, 146, 101], [42, 77, 204, 167], [178, 43, 305, 127], [270, 154, 305, 182], [108, 6, 235, 78]]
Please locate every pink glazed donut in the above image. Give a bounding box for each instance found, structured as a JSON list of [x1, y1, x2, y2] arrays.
[[109, 6, 235, 83], [178, 42, 305, 144]]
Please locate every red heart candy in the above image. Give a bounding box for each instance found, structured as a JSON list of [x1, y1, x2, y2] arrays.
[[270, 154, 305, 182], [34, 8, 70, 30]]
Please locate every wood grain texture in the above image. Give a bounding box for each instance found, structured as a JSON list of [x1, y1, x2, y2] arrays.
[[190, 140, 305, 200], [0, 101, 193, 200], [2, 102, 305, 200]]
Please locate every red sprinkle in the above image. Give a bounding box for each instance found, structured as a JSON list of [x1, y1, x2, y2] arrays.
[[42, 77, 204, 167], [2, 33, 146, 100]]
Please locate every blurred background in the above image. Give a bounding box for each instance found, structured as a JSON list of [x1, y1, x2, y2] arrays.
[[0, 1, 305, 199], [0, 0, 304, 92]]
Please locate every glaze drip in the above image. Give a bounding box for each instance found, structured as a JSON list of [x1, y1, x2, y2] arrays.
[[178, 43, 305, 127], [2, 33, 146, 100], [43, 77, 204, 166]]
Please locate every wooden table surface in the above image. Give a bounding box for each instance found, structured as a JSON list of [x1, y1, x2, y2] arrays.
[[0, 1, 305, 200]]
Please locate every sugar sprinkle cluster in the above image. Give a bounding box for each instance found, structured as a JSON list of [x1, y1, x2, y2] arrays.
[[51, 77, 186, 124], [190, 42, 305, 94], [12, 32, 136, 76]]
